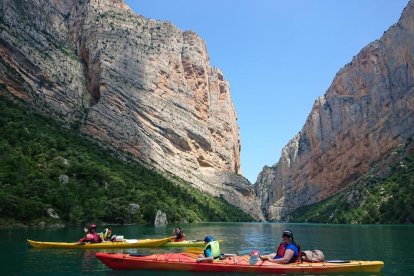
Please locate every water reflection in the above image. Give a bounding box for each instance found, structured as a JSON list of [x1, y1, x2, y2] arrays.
[[24, 248, 84, 273]]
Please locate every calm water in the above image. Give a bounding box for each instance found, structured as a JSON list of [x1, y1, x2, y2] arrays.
[[1, 222, 412, 275]]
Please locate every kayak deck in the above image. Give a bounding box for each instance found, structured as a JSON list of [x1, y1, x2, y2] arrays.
[[96, 252, 384, 274], [27, 237, 171, 249]]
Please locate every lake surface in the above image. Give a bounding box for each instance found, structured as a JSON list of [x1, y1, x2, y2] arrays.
[[1, 222, 412, 275]]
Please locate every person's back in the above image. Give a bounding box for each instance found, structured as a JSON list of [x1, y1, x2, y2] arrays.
[[196, 236, 220, 263]]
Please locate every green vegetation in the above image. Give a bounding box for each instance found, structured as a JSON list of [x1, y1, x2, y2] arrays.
[[289, 144, 414, 224], [0, 96, 253, 226]]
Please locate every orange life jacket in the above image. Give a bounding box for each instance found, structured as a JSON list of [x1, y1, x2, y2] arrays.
[[276, 242, 301, 263], [276, 242, 288, 258]]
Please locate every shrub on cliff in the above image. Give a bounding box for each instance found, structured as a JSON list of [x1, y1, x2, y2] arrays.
[[289, 146, 414, 224], [0, 96, 253, 225]]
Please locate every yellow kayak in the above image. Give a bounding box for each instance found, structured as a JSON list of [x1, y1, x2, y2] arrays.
[[27, 237, 171, 249]]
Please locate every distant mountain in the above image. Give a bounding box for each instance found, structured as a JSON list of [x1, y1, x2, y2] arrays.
[[255, 0, 414, 222], [0, 0, 264, 220]]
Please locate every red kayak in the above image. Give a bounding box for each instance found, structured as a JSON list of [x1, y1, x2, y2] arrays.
[[95, 252, 384, 274]]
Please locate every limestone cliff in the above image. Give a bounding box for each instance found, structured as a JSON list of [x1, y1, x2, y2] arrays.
[[0, 0, 263, 220], [255, 0, 414, 221]]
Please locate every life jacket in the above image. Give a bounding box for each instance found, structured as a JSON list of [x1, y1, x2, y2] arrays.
[[204, 241, 220, 259], [87, 232, 101, 243], [174, 232, 185, 242], [99, 228, 112, 241], [276, 242, 300, 263], [276, 242, 288, 258]]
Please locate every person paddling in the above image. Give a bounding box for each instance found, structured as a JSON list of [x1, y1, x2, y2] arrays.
[[196, 235, 220, 263], [171, 226, 185, 242], [260, 230, 300, 263]]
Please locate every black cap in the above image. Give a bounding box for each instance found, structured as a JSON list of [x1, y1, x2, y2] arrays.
[[282, 230, 293, 237]]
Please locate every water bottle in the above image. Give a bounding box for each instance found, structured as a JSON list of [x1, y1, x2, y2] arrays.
[[249, 249, 260, 265]]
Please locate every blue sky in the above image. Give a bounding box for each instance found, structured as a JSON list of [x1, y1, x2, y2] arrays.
[[125, 0, 409, 183]]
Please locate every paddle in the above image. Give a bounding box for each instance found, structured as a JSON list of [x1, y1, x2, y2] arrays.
[[185, 247, 204, 255], [325, 259, 351, 263]]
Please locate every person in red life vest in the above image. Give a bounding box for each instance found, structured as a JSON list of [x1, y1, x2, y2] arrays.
[[260, 230, 300, 263], [78, 224, 102, 243], [171, 226, 185, 242]]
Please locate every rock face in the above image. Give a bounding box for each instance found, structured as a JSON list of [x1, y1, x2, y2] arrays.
[[255, 1, 414, 221], [46, 208, 60, 220], [0, 0, 263, 221], [154, 210, 168, 226]]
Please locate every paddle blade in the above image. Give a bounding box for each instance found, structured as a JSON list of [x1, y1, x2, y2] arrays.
[[185, 247, 204, 255]]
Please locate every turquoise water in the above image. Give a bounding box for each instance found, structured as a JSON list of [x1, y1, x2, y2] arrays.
[[1, 222, 412, 275]]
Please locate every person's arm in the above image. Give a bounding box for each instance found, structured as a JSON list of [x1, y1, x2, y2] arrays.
[[196, 256, 214, 263], [196, 248, 214, 263], [101, 236, 110, 242], [265, 249, 294, 264], [260, 253, 276, 260]]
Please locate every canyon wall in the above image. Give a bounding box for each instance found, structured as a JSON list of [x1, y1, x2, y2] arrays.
[[255, 0, 414, 221], [0, 0, 263, 220]]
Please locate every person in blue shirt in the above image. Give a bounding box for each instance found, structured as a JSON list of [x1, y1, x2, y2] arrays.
[[260, 230, 299, 264], [196, 235, 220, 263]]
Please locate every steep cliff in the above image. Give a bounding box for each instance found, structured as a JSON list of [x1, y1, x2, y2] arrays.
[[255, 0, 414, 221], [0, 0, 263, 220]]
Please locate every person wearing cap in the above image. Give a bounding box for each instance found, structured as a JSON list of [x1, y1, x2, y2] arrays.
[[196, 235, 221, 263], [78, 224, 102, 243], [260, 230, 299, 264]]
